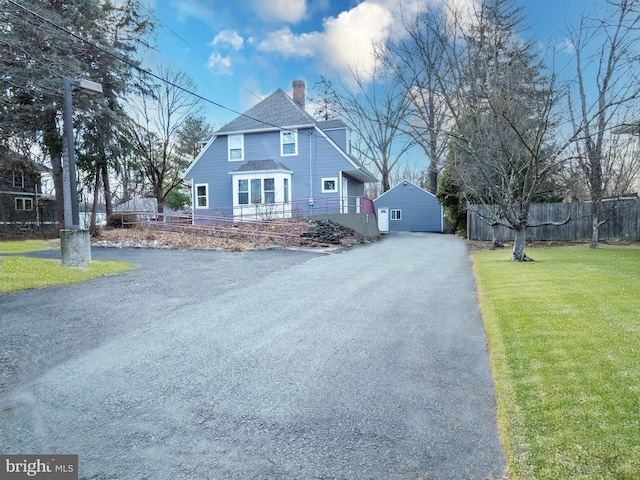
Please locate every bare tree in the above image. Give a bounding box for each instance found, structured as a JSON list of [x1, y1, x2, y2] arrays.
[[391, 0, 564, 260], [565, 0, 640, 248], [126, 66, 203, 213], [382, 18, 451, 194], [309, 77, 337, 121], [322, 61, 416, 192]]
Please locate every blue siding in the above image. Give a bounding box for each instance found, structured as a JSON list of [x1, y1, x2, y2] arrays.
[[374, 181, 443, 232], [323, 128, 347, 151], [186, 126, 367, 217], [186, 136, 233, 210]]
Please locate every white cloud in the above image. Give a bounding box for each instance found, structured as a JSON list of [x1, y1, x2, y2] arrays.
[[257, 2, 393, 81], [254, 0, 307, 24], [319, 2, 394, 79], [173, 0, 216, 23], [254, 0, 479, 83], [258, 27, 318, 58], [207, 53, 233, 75], [210, 30, 244, 51]]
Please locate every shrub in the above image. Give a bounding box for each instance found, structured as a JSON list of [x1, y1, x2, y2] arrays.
[[106, 213, 138, 229]]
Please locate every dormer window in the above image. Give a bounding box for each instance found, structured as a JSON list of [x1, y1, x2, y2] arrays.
[[228, 134, 244, 161], [281, 130, 297, 156]]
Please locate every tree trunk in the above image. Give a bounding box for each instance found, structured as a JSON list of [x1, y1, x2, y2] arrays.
[[591, 215, 600, 249], [42, 112, 65, 227], [590, 201, 599, 249], [90, 172, 101, 235], [156, 185, 165, 214], [512, 227, 531, 261], [382, 170, 390, 192], [51, 152, 65, 227], [491, 224, 504, 248], [101, 162, 113, 216], [428, 163, 438, 194]]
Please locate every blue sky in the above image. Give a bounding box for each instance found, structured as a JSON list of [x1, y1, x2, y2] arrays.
[[142, 0, 582, 128]]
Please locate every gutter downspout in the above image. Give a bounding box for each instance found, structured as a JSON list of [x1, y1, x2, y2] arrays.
[[308, 131, 313, 210]]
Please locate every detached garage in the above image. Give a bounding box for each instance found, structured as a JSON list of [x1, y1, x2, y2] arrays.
[[373, 180, 443, 233]]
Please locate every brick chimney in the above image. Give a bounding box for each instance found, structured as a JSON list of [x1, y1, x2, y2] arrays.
[[292, 80, 305, 108]]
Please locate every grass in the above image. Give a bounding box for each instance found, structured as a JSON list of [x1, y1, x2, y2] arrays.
[[0, 239, 50, 254], [472, 246, 640, 479], [0, 239, 135, 294]]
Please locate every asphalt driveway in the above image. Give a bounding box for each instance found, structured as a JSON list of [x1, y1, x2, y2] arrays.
[[0, 233, 505, 479]]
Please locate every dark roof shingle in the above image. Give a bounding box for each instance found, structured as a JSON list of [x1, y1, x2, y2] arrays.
[[232, 160, 292, 172], [317, 119, 347, 130], [217, 89, 315, 133]]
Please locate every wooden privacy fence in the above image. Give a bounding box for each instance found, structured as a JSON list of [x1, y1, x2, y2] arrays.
[[467, 200, 640, 242]]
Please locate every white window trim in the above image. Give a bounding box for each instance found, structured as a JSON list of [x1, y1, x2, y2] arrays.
[[281, 130, 298, 156], [15, 197, 33, 211], [194, 183, 209, 209], [391, 209, 402, 220], [232, 172, 292, 207], [321, 177, 338, 193], [263, 178, 276, 204], [228, 134, 244, 162], [237, 179, 249, 205]]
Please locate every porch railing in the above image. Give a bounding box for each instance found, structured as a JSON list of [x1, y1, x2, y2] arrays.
[[193, 196, 375, 222]]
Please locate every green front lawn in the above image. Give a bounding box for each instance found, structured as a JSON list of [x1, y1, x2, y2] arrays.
[[0, 239, 135, 294], [0, 239, 50, 254], [473, 246, 640, 479]]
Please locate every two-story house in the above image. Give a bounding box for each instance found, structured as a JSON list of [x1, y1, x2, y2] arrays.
[[183, 81, 377, 220], [0, 146, 56, 235]]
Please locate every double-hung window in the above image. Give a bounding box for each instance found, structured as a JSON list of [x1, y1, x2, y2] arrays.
[[281, 130, 297, 156], [15, 197, 33, 211], [228, 134, 244, 161], [250, 179, 262, 203], [238, 179, 249, 205], [264, 178, 275, 204], [195, 184, 208, 208]]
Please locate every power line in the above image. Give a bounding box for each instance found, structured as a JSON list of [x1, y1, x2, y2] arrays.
[[6, 0, 290, 132]]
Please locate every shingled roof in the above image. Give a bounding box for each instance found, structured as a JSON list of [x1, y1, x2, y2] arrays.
[[316, 119, 348, 130], [0, 145, 49, 172], [231, 160, 292, 172], [217, 89, 315, 134]]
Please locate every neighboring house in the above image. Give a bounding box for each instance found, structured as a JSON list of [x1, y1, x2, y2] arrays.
[[0, 146, 56, 235], [183, 80, 378, 221], [78, 202, 107, 229], [373, 180, 443, 233], [113, 197, 178, 224], [114, 197, 159, 214]]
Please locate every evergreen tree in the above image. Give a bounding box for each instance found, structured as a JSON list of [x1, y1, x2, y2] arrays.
[[0, 0, 153, 226]]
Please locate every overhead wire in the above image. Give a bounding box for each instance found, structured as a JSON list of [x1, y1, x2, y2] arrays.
[[6, 0, 296, 133]]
